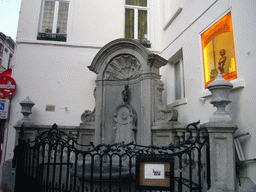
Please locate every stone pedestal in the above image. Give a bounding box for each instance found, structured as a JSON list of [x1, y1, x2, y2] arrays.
[[204, 74, 237, 191], [203, 122, 237, 191], [151, 121, 178, 146]]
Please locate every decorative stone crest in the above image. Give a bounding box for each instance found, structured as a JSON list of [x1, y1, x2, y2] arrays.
[[114, 104, 137, 143], [104, 55, 142, 80]]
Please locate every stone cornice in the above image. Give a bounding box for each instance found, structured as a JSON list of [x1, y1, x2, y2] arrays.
[[88, 38, 167, 74], [95, 73, 161, 86]]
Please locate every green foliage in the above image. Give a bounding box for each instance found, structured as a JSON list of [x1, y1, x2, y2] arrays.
[[37, 33, 66, 42]]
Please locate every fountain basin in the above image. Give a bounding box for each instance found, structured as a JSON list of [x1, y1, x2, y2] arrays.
[[70, 164, 135, 180]]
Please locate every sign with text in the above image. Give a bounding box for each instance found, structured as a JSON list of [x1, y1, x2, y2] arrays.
[[0, 99, 10, 119], [201, 12, 237, 88], [0, 76, 17, 98], [136, 156, 174, 191], [144, 164, 165, 179]]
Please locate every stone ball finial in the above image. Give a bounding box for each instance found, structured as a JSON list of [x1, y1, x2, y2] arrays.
[[207, 74, 233, 123]]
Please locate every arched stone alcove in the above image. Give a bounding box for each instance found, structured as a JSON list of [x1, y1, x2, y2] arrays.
[[87, 38, 177, 145]]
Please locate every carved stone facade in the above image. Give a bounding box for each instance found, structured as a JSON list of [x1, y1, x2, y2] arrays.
[[79, 88, 96, 131], [113, 104, 137, 143], [79, 38, 179, 146], [104, 55, 142, 80], [151, 79, 179, 146], [86, 39, 173, 145], [154, 79, 178, 123]]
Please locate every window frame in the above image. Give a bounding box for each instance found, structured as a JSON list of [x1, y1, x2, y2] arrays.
[[38, 0, 70, 42], [167, 49, 187, 108], [201, 12, 237, 88], [125, 1, 150, 41], [8, 53, 13, 69], [174, 59, 185, 101]]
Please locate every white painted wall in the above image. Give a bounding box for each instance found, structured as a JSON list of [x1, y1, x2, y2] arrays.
[[16, 0, 163, 49], [160, 0, 256, 183], [4, 44, 98, 160]]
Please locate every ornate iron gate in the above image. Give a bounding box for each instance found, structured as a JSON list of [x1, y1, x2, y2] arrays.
[[13, 121, 210, 192]]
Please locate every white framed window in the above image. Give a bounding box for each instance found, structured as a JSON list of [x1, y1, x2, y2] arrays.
[[38, 0, 69, 42], [125, 0, 149, 41], [174, 59, 185, 101], [201, 12, 237, 88], [167, 49, 187, 107]]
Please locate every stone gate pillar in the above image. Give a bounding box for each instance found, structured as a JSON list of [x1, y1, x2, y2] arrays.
[[204, 122, 237, 191], [202, 74, 237, 191]]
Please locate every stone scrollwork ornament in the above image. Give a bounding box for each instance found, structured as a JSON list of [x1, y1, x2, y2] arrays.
[[80, 87, 96, 125], [81, 109, 95, 123], [155, 79, 178, 122]]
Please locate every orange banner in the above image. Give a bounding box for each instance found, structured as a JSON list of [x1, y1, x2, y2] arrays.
[[202, 12, 233, 49]]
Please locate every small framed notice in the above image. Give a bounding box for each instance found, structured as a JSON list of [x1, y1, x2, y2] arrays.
[[135, 156, 174, 190]]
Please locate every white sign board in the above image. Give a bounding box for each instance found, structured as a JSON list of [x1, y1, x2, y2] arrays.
[[0, 99, 9, 119], [144, 164, 165, 179]]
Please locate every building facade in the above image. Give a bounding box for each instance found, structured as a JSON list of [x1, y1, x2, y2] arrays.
[[0, 32, 15, 72], [160, 0, 256, 184], [2, 0, 256, 186], [0, 32, 15, 164]]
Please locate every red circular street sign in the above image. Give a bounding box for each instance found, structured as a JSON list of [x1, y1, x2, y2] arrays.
[[0, 76, 17, 98]]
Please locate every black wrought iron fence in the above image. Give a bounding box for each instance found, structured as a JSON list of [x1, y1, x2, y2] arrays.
[[13, 121, 210, 192]]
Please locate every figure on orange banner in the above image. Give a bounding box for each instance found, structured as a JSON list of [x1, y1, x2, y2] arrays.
[[218, 49, 227, 74]]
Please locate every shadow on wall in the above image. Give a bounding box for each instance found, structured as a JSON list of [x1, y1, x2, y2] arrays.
[[228, 89, 241, 132]]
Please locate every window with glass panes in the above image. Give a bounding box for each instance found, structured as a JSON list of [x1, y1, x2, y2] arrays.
[[201, 12, 237, 88], [174, 59, 185, 101], [125, 0, 149, 40], [38, 0, 69, 41]]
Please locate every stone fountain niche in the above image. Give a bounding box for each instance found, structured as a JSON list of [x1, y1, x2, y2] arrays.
[[83, 38, 178, 146]]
